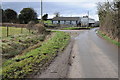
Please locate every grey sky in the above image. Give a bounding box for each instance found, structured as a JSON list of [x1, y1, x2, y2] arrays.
[[1, 0, 113, 21]]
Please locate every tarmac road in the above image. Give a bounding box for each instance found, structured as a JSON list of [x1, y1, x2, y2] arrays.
[[34, 28, 118, 78], [67, 28, 118, 78]]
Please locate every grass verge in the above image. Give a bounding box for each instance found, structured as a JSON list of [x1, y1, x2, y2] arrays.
[[1, 31, 70, 79], [97, 30, 120, 47], [61, 27, 92, 30]]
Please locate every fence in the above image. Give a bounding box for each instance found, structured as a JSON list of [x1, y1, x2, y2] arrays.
[[0, 23, 33, 38]]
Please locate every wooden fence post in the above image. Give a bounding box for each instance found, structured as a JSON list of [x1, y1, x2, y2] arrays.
[[29, 29, 30, 33], [7, 26, 9, 37], [21, 27, 23, 34]]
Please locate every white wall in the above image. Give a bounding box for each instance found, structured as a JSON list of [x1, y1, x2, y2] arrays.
[[53, 21, 58, 24], [53, 21, 77, 25], [60, 21, 64, 24], [81, 17, 95, 25], [71, 21, 77, 25]]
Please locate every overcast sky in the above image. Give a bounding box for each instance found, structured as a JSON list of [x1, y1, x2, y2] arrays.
[[1, 0, 113, 21]]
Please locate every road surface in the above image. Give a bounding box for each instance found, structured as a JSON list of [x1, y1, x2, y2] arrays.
[[67, 28, 118, 78], [35, 28, 118, 78]]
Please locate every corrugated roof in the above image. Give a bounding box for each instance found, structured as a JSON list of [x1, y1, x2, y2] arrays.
[[52, 17, 80, 21]]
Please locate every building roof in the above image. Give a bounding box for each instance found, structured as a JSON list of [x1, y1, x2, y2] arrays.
[[52, 17, 80, 21]]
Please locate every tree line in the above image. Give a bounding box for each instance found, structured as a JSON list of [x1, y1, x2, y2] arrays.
[[0, 8, 48, 24], [97, 0, 120, 40]]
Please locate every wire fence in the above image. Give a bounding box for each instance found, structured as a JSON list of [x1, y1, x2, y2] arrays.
[[1, 26, 33, 38]]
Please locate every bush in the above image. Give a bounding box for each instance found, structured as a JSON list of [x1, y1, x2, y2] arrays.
[[34, 24, 46, 34], [26, 21, 36, 30]]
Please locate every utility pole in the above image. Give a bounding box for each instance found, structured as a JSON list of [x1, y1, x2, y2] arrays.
[[41, 0, 43, 21], [88, 11, 89, 27], [40, 0, 44, 24]]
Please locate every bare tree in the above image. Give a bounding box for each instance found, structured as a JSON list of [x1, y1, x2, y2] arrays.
[[54, 12, 60, 17], [97, 0, 120, 40]]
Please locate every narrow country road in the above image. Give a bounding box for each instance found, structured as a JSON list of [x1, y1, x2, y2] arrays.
[[34, 28, 118, 78], [67, 28, 118, 78]]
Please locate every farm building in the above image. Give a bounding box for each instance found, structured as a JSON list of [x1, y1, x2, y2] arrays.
[[52, 17, 81, 27], [81, 16, 95, 27], [52, 16, 95, 27]]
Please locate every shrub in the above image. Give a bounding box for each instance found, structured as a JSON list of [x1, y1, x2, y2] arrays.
[[34, 24, 46, 34], [26, 21, 36, 30]]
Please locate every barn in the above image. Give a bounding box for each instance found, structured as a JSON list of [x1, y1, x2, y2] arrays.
[[52, 17, 81, 27], [52, 16, 95, 27]]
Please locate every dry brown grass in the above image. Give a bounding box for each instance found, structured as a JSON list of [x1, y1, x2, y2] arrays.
[[0, 23, 27, 28], [34, 24, 46, 34]]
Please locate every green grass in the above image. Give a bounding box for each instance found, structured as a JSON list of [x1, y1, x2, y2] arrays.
[[1, 31, 70, 79], [61, 27, 92, 30], [38, 20, 52, 24], [38, 20, 55, 27], [44, 20, 52, 24], [2, 34, 46, 57], [44, 20, 56, 27], [97, 31, 120, 46], [1, 27, 30, 38]]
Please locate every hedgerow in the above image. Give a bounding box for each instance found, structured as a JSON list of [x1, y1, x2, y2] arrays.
[[97, 1, 120, 40]]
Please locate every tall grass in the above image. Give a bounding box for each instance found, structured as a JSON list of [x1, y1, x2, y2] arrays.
[[1, 27, 30, 38], [1, 31, 70, 79]]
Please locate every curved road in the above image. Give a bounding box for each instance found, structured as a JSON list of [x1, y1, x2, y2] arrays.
[[35, 28, 118, 78], [67, 28, 118, 78]]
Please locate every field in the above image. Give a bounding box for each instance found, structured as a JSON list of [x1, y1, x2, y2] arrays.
[[44, 20, 52, 24], [1, 27, 31, 38], [1, 31, 70, 79], [0, 25, 70, 79], [1, 26, 47, 59], [39, 20, 56, 27]]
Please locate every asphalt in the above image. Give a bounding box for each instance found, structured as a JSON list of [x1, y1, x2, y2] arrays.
[[67, 28, 118, 78], [34, 28, 118, 78]]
